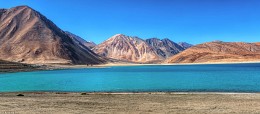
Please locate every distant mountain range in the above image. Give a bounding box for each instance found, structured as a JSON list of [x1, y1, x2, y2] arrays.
[[93, 34, 163, 63], [0, 5, 259, 65], [93, 34, 192, 63], [0, 6, 104, 64]]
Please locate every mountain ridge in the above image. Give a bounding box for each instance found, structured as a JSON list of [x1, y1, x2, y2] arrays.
[[65, 31, 97, 49], [93, 34, 163, 63], [166, 41, 260, 63], [145, 38, 186, 58], [93, 34, 192, 63]]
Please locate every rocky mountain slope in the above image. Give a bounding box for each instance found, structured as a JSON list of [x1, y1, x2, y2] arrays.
[[166, 41, 260, 63], [0, 6, 104, 64], [93, 34, 192, 63], [145, 38, 186, 58], [93, 34, 164, 63], [65, 31, 97, 49], [178, 42, 193, 49]]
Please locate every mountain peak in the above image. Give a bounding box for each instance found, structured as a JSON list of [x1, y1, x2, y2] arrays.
[[147, 38, 161, 41], [111, 34, 127, 39], [109, 34, 143, 41], [162, 38, 171, 41], [13, 5, 31, 9], [107, 34, 128, 42], [10, 5, 33, 11], [114, 34, 125, 37], [0, 6, 33, 17], [161, 38, 174, 44]]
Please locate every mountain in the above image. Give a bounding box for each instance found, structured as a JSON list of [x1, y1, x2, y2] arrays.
[[65, 31, 97, 49], [93, 34, 163, 63], [145, 38, 185, 58], [178, 42, 193, 49], [0, 6, 104, 64], [166, 42, 260, 63]]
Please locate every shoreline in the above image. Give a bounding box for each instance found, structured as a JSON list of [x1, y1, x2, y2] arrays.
[[98, 61, 260, 67], [1, 91, 260, 95], [1, 61, 260, 73], [53, 61, 260, 69], [1, 92, 260, 113]]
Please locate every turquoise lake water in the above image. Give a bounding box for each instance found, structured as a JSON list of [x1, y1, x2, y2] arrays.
[[0, 63, 260, 92]]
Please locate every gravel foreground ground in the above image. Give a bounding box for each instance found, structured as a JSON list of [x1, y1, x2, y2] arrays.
[[1, 92, 260, 114]]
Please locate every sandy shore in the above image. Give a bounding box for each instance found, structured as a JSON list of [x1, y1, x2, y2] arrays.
[[47, 61, 260, 69], [1, 92, 260, 114], [99, 61, 260, 67]]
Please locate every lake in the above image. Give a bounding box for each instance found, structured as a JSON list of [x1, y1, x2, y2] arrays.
[[1, 63, 260, 92]]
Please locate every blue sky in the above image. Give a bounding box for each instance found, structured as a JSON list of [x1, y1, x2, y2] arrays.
[[0, 0, 260, 44]]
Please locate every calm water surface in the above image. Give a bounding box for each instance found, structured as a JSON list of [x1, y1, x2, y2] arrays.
[[1, 63, 260, 92]]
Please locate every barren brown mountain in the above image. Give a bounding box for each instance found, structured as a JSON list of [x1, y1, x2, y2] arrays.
[[167, 41, 260, 63], [0, 6, 104, 64], [93, 34, 164, 63]]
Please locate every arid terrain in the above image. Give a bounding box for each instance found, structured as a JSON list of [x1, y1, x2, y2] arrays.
[[167, 41, 260, 63], [0, 92, 260, 114]]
